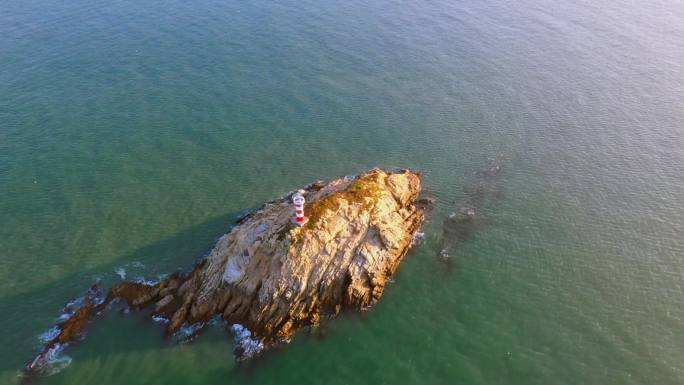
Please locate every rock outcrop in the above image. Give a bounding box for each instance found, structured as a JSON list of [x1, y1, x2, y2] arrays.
[[26, 168, 424, 374]]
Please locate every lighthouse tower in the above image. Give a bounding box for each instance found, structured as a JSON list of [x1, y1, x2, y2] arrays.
[[291, 191, 308, 226]]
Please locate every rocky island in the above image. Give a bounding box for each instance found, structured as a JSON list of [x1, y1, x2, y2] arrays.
[[27, 168, 425, 374]]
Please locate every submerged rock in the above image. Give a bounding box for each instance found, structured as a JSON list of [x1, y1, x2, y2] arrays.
[[26, 168, 424, 373], [438, 156, 504, 266]]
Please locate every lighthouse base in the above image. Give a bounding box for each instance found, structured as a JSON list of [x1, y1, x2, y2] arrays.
[[291, 217, 309, 226]]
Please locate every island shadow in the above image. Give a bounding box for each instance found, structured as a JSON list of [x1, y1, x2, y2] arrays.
[[5, 209, 252, 376]]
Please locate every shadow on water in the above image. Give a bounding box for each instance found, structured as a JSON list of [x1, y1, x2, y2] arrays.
[[3, 209, 252, 376], [436, 156, 505, 274]]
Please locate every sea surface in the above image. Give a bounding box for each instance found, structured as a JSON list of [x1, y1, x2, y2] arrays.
[[1, 0, 683, 384]]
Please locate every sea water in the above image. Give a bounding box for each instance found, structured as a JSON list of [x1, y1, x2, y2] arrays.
[[1, 0, 683, 384]]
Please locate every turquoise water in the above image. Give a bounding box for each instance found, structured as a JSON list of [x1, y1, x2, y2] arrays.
[[2, 0, 683, 383]]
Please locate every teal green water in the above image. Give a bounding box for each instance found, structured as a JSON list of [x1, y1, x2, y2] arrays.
[[2, 0, 683, 384]]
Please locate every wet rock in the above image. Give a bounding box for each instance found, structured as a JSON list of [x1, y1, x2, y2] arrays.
[[415, 197, 436, 210], [417, 197, 435, 205], [154, 294, 179, 317], [26, 285, 111, 375], [111, 282, 160, 308]]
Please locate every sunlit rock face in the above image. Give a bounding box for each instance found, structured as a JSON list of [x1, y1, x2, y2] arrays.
[[27, 168, 424, 373]]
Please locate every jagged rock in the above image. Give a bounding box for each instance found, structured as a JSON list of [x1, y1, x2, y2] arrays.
[[26, 168, 424, 373], [112, 282, 160, 308]]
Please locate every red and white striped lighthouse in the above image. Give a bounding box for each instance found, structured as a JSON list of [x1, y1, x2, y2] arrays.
[[291, 191, 308, 225]]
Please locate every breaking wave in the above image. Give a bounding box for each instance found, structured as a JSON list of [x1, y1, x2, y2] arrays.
[[231, 324, 264, 360]]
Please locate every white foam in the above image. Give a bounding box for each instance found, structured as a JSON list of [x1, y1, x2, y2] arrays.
[[114, 267, 126, 280], [38, 327, 60, 344], [174, 322, 205, 343], [42, 343, 72, 376], [93, 296, 105, 306], [411, 230, 425, 246], [134, 277, 159, 286], [231, 324, 264, 360], [152, 315, 169, 323], [28, 343, 72, 377]]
